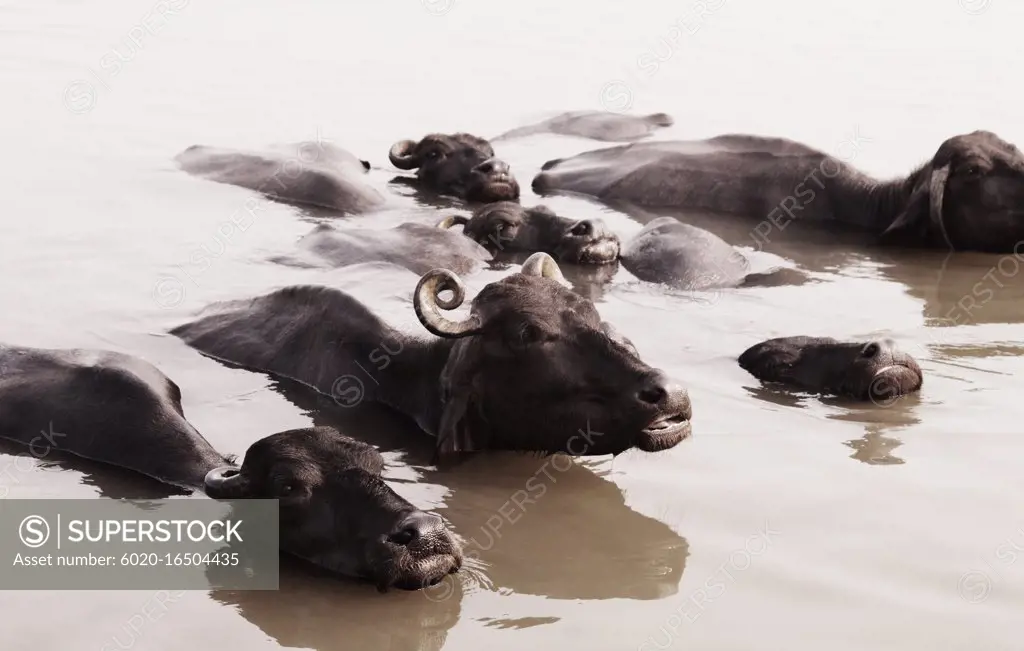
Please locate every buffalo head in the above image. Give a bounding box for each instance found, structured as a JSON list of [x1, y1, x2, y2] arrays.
[[882, 130, 1024, 252], [204, 427, 462, 591], [412, 253, 692, 455], [388, 133, 520, 203], [738, 336, 923, 401], [436, 202, 621, 264]]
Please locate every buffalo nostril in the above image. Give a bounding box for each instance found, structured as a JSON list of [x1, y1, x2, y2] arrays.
[[477, 158, 510, 176], [637, 372, 670, 405], [861, 342, 882, 359], [570, 221, 594, 237], [387, 511, 443, 547], [638, 385, 667, 405]]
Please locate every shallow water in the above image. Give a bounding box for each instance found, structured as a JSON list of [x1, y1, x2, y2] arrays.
[[3, 0, 1024, 649]]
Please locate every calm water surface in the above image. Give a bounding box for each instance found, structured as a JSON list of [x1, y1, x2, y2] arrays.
[[3, 1, 1023, 649]]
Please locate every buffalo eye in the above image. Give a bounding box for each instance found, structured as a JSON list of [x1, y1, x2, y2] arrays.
[[513, 323, 544, 347], [496, 221, 517, 239], [274, 478, 299, 498], [425, 150, 441, 160], [961, 163, 983, 178]]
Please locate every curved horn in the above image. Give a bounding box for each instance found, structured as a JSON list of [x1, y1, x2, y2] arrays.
[[389, 139, 420, 170], [414, 269, 482, 338], [436, 215, 470, 230], [203, 466, 249, 498], [928, 163, 954, 250], [520, 252, 569, 286]]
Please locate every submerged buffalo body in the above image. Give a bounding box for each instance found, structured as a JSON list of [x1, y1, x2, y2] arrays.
[[171, 253, 693, 456], [738, 336, 923, 401], [437, 202, 621, 264], [389, 133, 521, 204], [619, 217, 808, 290], [0, 344, 460, 591], [533, 131, 1024, 253], [620, 217, 750, 289], [492, 110, 674, 142], [281, 222, 493, 276], [174, 141, 386, 214]]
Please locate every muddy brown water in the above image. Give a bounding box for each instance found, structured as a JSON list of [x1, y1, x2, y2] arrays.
[[3, 1, 1023, 649]]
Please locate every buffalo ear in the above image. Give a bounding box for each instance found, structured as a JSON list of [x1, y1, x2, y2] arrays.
[[435, 340, 489, 457], [737, 341, 800, 383], [880, 174, 932, 243], [880, 163, 953, 247], [436, 392, 478, 458]]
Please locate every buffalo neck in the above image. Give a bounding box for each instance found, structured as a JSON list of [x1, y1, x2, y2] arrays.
[[367, 334, 456, 436], [830, 161, 930, 231]]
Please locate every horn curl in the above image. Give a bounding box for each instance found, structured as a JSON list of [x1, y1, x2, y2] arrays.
[[436, 215, 470, 230], [389, 139, 419, 170], [520, 252, 570, 286], [204, 466, 248, 498], [414, 269, 482, 338]]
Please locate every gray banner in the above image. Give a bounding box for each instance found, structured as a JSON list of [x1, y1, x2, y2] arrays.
[[0, 499, 279, 590]]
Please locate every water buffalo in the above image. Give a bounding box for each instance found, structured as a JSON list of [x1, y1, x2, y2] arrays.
[[492, 110, 674, 142], [620, 216, 751, 289], [738, 336, 923, 401], [0, 344, 461, 591], [437, 201, 621, 264], [532, 130, 1024, 253], [276, 222, 493, 276], [619, 217, 810, 289], [170, 253, 693, 456], [174, 141, 386, 214], [388, 133, 521, 204]]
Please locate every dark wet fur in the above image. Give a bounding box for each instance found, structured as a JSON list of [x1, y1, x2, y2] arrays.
[[281, 222, 492, 275], [174, 142, 386, 214], [389, 133, 521, 204], [0, 344, 460, 590], [170, 268, 692, 458], [738, 336, 923, 400], [534, 130, 1024, 253], [448, 201, 620, 264]]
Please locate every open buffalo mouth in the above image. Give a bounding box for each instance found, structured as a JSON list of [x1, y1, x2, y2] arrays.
[[386, 553, 462, 592], [473, 176, 519, 199], [867, 363, 923, 398], [572, 238, 621, 265], [637, 412, 692, 452]]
